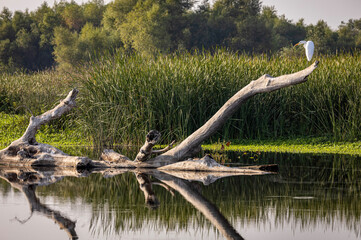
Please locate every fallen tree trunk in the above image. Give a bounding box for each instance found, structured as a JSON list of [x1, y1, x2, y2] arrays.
[[0, 89, 90, 168], [100, 62, 318, 168], [145, 61, 319, 166], [96, 150, 277, 175], [1, 61, 318, 171]]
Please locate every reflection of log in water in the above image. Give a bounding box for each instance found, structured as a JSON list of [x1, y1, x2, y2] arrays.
[[22, 185, 78, 239], [0, 167, 79, 239], [135, 172, 159, 208], [146, 170, 244, 240]]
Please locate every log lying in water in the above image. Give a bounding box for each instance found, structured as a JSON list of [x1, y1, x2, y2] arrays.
[[94, 153, 277, 175], [157, 155, 277, 173]]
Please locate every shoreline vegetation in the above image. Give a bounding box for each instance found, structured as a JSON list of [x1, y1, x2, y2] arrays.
[[1, 129, 360, 156], [203, 138, 361, 156], [1, 51, 361, 156], [1, 113, 360, 156]]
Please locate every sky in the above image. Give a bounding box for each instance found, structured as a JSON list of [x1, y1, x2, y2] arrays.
[[261, 0, 361, 29], [0, 0, 361, 30]]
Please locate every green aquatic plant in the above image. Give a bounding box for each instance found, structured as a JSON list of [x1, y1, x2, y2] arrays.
[[203, 137, 361, 155], [77, 50, 361, 146], [1, 50, 361, 148]]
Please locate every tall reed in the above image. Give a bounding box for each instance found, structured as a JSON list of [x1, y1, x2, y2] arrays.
[[0, 70, 74, 114], [0, 69, 82, 142], [77, 50, 361, 146]]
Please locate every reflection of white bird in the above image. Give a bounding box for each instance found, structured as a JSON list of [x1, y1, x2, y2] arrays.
[[295, 40, 314, 61]]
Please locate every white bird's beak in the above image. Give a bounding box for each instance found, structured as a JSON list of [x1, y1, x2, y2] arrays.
[[294, 42, 300, 46]]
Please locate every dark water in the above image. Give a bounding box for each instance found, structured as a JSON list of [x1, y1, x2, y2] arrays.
[[1, 149, 361, 240]]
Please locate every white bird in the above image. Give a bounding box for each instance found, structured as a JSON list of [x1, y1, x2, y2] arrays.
[[295, 40, 314, 61]]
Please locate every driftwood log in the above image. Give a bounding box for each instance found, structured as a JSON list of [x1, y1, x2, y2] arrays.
[[0, 89, 90, 168], [0, 61, 319, 172], [99, 61, 318, 169], [146, 61, 319, 166]]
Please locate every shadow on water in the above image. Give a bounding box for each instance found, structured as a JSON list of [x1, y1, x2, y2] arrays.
[[1, 150, 361, 239]]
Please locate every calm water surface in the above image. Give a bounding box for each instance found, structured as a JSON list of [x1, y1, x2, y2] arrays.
[[1, 150, 361, 240]]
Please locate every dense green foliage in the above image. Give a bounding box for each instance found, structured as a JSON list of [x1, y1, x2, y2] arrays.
[[77, 50, 361, 146], [1, 50, 360, 148], [1, 0, 361, 71]]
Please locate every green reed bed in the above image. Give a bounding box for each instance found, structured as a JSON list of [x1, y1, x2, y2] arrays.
[[0, 70, 87, 146], [77, 50, 361, 146], [0, 70, 75, 114], [1, 50, 360, 148]]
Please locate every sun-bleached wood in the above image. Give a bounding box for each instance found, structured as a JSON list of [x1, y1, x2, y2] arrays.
[[0, 89, 90, 168], [145, 61, 319, 166], [1, 61, 318, 171]]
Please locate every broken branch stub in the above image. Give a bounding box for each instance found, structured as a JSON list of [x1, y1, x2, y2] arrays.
[[134, 130, 161, 162]]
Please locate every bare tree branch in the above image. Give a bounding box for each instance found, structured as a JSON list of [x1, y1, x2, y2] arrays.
[[147, 61, 319, 166], [0, 89, 90, 168]]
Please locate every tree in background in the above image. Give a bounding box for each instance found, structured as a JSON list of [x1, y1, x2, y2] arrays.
[[32, 3, 61, 68], [261, 6, 306, 51], [1, 0, 361, 71], [306, 20, 338, 54], [338, 19, 361, 51], [207, 0, 261, 49], [0, 5, 60, 71], [60, 1, 85, 31], [110, 0, 193, 56], [182, 0, 212, 50], [53, 26, 80, 69], [83, 0, 105, 27]]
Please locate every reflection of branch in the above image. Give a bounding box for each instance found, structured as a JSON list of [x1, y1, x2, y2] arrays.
[[152, 182, 175, 197], [150, 171, 244, 240], [135, 172, 159, 209], [12, 213, 34, 224], [0, 168, 79, 239], [23, 185, 78, 239]]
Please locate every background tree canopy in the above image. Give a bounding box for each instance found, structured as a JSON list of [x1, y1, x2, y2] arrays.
[[0, 0, 361, 71]]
